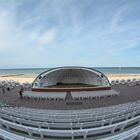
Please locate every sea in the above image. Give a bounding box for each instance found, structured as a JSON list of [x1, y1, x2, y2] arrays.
[[0, 67, 140, 78]]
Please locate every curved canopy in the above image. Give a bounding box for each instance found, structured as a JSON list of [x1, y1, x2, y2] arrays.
[[32, 67, 110, 88]]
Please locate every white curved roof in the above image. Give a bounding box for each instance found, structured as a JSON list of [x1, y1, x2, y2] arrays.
[[32, 67, 110, 88]]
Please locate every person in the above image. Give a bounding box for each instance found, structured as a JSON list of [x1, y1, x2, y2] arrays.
[[19, 86, 24, 99], [19, 90, 23, 99], [7, 87, 10, 91], [2, 86, 5, 94], [21, 86, 24, 93]]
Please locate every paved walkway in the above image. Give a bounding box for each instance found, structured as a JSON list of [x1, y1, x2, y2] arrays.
[[0, 84, 140, 110]]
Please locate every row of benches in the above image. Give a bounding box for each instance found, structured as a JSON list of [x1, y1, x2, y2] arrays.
[[22, 89, 120, 100], [0, 113, 140, 139], [2, 102, 139, 123], [0, 101, 140, 139], [1, 109, 140, 130]]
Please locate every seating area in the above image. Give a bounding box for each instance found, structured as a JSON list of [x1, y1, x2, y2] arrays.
[[0, 80, 32, 91], [72, 90, 119, 99], [0, 101, 140, 139], [22, 89, 120, 100], [1, 75, 140, 139], [110, 78, 140, 86], [1, 79, 140, 110], [23, 91, 66, 100]]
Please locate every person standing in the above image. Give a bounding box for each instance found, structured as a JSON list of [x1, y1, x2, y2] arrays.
[[2, 86, 5, 94], [19, 86, 24, 99]]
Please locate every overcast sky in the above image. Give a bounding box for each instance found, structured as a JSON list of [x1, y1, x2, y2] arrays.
[[0, 0, 140, 68]]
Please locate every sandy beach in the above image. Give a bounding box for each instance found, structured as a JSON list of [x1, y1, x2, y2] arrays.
[[0, 74, 140, 83], [107, 74, 140, 81], [0, 76, 35, 83]]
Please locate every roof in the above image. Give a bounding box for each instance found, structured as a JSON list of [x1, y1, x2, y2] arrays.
[[32, 66, 110, 88]]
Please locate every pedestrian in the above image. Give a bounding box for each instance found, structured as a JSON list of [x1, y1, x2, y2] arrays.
[[19, 90, 23, 99], [2, 86, 5, 93], [19, 86, 24, 99], [7, 87, 10, 91]]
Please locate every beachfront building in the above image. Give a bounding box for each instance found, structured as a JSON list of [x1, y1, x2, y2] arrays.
[[23, 67, 119, 100], [1, 67, 140, 140], [32, 66, 110, 89]]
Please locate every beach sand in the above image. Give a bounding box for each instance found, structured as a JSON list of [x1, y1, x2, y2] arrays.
[[0, 76, 35, 83], [107, 74, 140, 81], [0, 74, 140, 83]]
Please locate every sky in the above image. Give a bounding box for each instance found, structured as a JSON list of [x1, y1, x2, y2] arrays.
[[0, 0, 140, 68]]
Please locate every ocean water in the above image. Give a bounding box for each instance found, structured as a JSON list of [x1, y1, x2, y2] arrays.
[[0, 67, 140, 77]]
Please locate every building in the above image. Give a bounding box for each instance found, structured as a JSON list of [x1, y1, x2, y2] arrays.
[[32, 66, 110, 91], [23, 67, 119, 100]]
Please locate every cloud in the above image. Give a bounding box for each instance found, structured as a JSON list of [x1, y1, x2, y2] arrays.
[[29, 27, 57, 46], [0, 0, 140, 68], [38, 28, 57, 45]]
